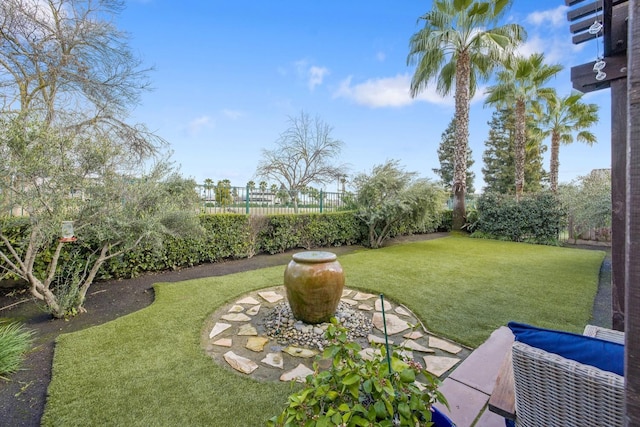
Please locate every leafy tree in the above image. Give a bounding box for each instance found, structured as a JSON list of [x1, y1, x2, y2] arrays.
[[534, 90, 599, 192], [485, 53, 562, 199], [559, 169, 611, 240], [432, 118, 475, 194], [0, 119, 201, 318], [255, 111, 348, 212], [482, 108, 546, 194], [0, 0, 161, 155], [407, 0, 524, 230], [353, 160, 444, 248], [215, 179, 233, 206], [259, 181, 268, 192], [0, 0, 201, 318]]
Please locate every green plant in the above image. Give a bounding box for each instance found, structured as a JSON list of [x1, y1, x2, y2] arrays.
[[473, 192, 566, 244], [268, 319, 447, 426], [0, 321, 34, 380]]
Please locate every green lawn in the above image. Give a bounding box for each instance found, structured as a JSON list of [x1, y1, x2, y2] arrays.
[[42, 236, 604, 426]]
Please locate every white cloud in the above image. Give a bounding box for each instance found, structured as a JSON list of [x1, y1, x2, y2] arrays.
[[221, 109, 244, 120], [308, 66, 329, 90], [187, 115, 214, 135], [333, 74, 488, 108], [515, 34, 581, 65], [293, 59, 330, 91], [526, 6, 569, 28]]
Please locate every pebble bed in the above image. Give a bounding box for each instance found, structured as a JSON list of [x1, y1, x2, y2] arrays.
[[262, 301, 373, 350]]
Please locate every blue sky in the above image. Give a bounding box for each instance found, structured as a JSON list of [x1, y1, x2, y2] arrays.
[[117, 1, 611, 192]]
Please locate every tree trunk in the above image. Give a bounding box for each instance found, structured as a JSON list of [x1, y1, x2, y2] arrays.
[[549, 130, 560, 192], [514, 99, 526, 200], [452, 52, 471, 231], [28, 275, 63, 318]]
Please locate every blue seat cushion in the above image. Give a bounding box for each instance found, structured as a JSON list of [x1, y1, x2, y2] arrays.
[[508, 321, 624, 376], [431, 406, 455, 427]]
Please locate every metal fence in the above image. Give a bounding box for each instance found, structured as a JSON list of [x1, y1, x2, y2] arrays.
[[196, 185, 352, 215]]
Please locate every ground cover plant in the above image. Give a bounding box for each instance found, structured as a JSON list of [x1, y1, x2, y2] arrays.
[[43, 236, 604, 426], [0, 321, 34, 379]]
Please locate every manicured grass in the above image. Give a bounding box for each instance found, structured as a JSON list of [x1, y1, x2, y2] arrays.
[[42, 236, 604, 426]]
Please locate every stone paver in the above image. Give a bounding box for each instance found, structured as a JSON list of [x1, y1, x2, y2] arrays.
[[237, 324, 258, 336], [221, 313, 251, 322], [372, 312, 411, 335], [228, 305, 245, 313], [236, 296, 260, 305], [448, 326, 513, 395], [224, 351, 259, 374], [209, 322, 232, 339], [258, 291, 283, 303], [475, 406, 508, 427], [423, 355, 460, 377], [353, 292, 375, 301], [430, 336, 463, 354], [283, 346, 317, 358], [400, 339, 434, 353], [212, 338, 232, 347], [246, 336, 269, 352], [262, 352, 284, 369], [434, 378, 489, 427], [374, 299, 393, 312], [280, 364, 314, 382]]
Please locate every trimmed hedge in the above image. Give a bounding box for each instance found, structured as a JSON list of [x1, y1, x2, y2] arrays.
[[1, 210, 446, 283], [472, 192, 567, 245]]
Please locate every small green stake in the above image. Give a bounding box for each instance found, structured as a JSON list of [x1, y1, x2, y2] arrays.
[[379, 293, 393, 374]]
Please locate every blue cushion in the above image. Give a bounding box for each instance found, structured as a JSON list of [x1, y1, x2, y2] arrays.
[[431, 406, 455, 427], [508, 322, 624, 376]]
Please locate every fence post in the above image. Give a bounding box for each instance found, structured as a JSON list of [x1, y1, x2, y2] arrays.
[[246, 185, 250, 214], [319, 190, 323, 213]]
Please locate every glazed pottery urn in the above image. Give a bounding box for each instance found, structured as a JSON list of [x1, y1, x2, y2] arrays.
[[284, 251, 345, 324]]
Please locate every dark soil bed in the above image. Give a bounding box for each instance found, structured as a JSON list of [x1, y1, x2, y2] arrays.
[[0, 233, 610, 426]]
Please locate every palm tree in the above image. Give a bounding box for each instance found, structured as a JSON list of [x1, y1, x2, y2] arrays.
[[407, 0, 525, 230], [485, 53, 562, 199], [534, 90, 599, 192]]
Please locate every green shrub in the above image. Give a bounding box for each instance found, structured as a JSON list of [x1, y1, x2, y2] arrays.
[[0, 321, 34, 379], [473, 192, 567, 245], [268, 320, 447, 426]]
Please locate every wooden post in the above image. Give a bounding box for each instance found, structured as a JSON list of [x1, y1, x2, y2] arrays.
[[626, 2, 640, 424], [612, 77, 627, 331]]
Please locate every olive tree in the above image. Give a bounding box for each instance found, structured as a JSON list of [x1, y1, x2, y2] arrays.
[[559, 169, 611, 241], [353, 160, 445, 248], [255, 111, 348, 212], [0, 0, 201, 317]]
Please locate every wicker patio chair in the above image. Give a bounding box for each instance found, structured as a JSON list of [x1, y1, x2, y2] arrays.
[[511, 332, 624, 427]]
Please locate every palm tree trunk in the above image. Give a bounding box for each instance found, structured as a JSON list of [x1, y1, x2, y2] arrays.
[[452, 52, 471, 230], [549, 130, 560, 192], [514, 99, 526, 200]]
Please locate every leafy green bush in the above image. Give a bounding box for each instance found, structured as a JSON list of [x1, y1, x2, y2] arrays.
[[0, 321, 34, 380], [268, 320, 447, 426], [353, 160, 445, 248], [472, 192, 566, 245]]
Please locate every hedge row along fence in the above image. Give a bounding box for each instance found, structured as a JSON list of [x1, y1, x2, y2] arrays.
[[0, 211, 441, 283], [0, 192, 568, 285]]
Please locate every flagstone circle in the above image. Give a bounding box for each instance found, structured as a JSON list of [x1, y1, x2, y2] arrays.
[[202, 285, 471, 383]]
